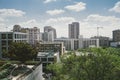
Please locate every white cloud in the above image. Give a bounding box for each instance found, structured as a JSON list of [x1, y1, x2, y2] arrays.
[[80, 14, 120, 38], [0, 19, 43, 32], [46, 9, 65, 15], [0, 9, 25, 17], [0, 22, 8, 31], [18, 19, 40, 28], [84, 14, 120, 25], [65, 2, 86, 12], [0, 17, 6, 31], [0, 18, 4, 22], [0, 23, 5, 26], [109, 1, 120, 13], [44, 0, 56, 3], [46, 17, 75, 24], [0, 9, 25, 32]]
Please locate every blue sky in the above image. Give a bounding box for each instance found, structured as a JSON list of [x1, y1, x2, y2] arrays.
[[0, 0, 120, 38]]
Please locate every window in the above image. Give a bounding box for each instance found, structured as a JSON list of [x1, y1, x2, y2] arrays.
[[43, 63, 47, 67], [36, 58, 40, 61], [2, 34, 6, 39], [48, 58, 54, 61], [2, 40, 6, 46], [41, 57, 47, 61], [8, 34, 13, 39], [15, 34, 17, 38]]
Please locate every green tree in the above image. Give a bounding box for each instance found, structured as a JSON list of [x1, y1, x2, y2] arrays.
[[5, 42, 37, 63], [48, 48, 120, 80]]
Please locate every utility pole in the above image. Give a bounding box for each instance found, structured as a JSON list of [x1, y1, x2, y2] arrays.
[[97, 27, 103, 37]]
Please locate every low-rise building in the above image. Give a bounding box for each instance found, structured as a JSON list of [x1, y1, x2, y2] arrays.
[[54, 38, 82, 50], [38, 42, 64, 55], [110, 41, 120, 47], [91, 36, 110, 47], [13, 25, 41, 45], [0, 32, 28, 58], [36, 52, 60, 72], [83, 38, 99, 48]]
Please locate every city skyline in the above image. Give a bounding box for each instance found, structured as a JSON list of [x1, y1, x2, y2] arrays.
[[0, 0, 120, 38]]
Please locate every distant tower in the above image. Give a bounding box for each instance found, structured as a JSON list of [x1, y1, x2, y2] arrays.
[[44, 26, 57, 39], [42, 31, 54, 42], [69, 22, 79, 39], [113, 29, 120, 41]]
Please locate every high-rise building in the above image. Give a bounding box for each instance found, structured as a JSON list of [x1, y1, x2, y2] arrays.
[[69, 22, 79, 39], [42, 31, 54, 42], [113, 29, 120, 42], [44, 26, 57, 39], [42, 32, 48, 42]]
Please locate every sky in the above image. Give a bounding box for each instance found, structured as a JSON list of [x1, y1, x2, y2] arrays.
[[0, 0, 120, 38]]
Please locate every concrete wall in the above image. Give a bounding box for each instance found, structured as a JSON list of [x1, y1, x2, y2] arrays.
[[23, 64, 43, 80]]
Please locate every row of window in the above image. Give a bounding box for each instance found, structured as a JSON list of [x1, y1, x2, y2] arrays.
[[14, 34, 27, 39], [1, 40, 12, 46], [36, 57, 54, 62], [14, 40, 27, 43], [1, 34, 27, 39], [1, 34, 13, 39]]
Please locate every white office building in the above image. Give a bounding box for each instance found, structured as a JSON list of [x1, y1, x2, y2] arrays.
[[54, 36, 100, 50], [83, 38, 99, 48], [54, 37, 83, 51], [27, 27, 40, 45], [13, 25, 41, 45], [0, 31, 28, 58], [91, 36, 110, 47]]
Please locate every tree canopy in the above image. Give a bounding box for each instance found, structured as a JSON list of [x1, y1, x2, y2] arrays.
[[4, 42, 37, 63], [48, 47, 120, 80]]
